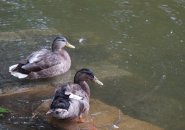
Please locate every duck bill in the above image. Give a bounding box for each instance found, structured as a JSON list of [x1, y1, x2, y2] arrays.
[[65, 42, 75, 49], [93, 76, 103, 86]]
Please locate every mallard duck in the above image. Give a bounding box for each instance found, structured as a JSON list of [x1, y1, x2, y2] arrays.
[[9, 36, 75, 79], [46, 68, 103, 121]]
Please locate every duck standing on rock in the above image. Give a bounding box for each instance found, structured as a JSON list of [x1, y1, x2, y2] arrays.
[[46, 68, 103, 122], [9, 36, 75, 79]]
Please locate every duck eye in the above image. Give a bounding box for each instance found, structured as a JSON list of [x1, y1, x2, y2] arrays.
[[87, 73, 94, 79], [61, 39, 65, 42], [90, 75, 94, 79], [57, 39, 65, 42], [86, 72, 94, 78], [59, 38, 66, 42]]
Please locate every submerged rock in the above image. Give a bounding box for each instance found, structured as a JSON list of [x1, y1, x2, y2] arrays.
[[33, 99, 163, 130], [0, 28, 60, 42], [0, 86, 163, 130], [75, 61, 133, 79]]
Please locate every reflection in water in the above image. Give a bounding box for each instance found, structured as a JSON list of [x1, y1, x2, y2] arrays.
[[0, 0, 185, 130]]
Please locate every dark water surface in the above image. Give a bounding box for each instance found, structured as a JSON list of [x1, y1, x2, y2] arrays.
[[0, 0, 185, 130]]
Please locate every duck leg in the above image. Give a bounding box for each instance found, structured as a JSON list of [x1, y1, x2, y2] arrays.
[[90, 118, 97, 130], [77, 115, 85, 123]]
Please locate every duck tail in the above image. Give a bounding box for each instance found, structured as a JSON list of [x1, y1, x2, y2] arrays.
[[9, 64, 28, 79], [9, 64, 18, 72]]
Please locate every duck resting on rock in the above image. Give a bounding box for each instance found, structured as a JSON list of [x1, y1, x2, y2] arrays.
[[9, 36, 75, 79], [46, 68, 103, 122]]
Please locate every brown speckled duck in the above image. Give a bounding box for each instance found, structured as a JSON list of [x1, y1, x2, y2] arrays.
[[9, 36, 75, 79], [46, 68, 103, 122]]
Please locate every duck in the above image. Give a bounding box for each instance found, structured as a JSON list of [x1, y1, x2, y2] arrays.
[[46, 68, 103, 122], [9, 36, 75, 79]]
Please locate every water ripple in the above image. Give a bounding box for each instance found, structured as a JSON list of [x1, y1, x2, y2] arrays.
[[0, 0, 50, 31], [159, 4, 183, 25]]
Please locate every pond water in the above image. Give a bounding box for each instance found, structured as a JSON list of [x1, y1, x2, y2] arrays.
[[0, 0, 185, 130]]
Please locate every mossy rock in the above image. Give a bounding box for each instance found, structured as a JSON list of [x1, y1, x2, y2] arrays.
[[0, 107, 10, 117]]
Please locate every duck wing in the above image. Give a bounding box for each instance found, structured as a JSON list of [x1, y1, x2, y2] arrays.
[[65, 83, 89, 117], [62, 83, 88, 100], [10, 49, 50, 74], [49, 83, 89, 119], [21, 49, 62, 72], [27, 49, 49, 64]]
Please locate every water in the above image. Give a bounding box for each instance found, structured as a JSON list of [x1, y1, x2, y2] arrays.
[[0, 0, 185, 130]]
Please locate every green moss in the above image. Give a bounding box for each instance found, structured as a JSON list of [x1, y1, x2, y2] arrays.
[[0, 107, 9, 117]]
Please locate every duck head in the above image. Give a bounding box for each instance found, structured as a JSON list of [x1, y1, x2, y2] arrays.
[[52, 36, 75, 51], [74, 68, 103, 86]]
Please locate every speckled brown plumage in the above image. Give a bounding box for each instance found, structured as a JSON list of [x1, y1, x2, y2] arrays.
[[9, 36, 75, 79], [46, 68, 103, 120]]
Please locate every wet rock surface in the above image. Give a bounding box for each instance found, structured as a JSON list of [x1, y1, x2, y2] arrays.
[[0, 85, 163, 130]]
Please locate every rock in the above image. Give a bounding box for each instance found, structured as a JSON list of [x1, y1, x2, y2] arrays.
[[0, 85, 55, 114], [0, 85, 55, 98], [33, 98, 163, 130], [0, 28, 60, 42], [0, 84, 163, 130], [75, 61, 133, 79]]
